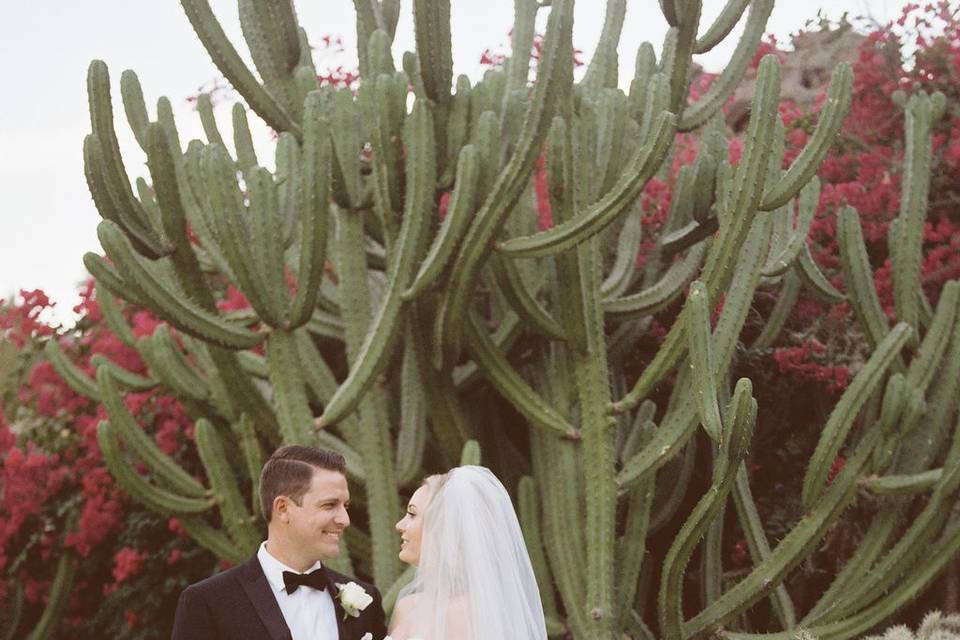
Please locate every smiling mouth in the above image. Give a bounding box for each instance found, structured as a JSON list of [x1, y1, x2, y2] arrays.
[[323, 531, 343, 540]]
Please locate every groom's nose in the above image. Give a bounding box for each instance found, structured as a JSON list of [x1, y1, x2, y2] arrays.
[[334, 505, 350, 526]]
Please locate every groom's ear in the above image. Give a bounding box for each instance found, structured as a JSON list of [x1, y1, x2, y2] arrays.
[[273, 495, 291, 522]]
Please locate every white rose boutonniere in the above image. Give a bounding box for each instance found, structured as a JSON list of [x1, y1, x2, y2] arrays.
[[336, 581, 373, 618]]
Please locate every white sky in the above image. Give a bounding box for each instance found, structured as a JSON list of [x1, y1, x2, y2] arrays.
[[0, 1, 909, 325]]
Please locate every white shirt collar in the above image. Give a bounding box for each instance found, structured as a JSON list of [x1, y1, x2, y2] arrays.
[[257, 541, 326, 594]]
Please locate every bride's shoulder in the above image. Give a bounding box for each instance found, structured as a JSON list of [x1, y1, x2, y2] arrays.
[[389, 593, 419, 633], [393, 593, 420, 616]]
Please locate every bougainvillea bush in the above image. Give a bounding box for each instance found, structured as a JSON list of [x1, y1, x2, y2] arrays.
[[0, 287, 223, 639], [2, 2, 960, 637]]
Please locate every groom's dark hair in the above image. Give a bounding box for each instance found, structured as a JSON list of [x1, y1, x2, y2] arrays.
[[259, 445, 346, 523]]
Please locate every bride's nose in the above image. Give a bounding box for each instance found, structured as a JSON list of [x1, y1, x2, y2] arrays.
[[395, 518, 404, 532]]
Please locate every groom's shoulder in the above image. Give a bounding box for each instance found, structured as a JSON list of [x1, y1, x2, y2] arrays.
[[184, 557, 254, 597]]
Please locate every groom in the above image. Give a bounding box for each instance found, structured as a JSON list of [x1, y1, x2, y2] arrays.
[[172, 445, 387, 640]]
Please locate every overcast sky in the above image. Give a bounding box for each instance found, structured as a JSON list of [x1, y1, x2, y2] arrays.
[[0, 0, 909, 325]]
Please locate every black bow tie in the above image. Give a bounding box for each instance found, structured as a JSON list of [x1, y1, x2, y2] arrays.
[[282, 568, 328, 594]]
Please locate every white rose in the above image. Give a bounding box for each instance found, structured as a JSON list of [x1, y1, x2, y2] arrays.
[[336, 581, 374, 617]]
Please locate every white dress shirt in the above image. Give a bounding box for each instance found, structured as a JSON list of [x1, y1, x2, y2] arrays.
[[257, 542, 339, 640]]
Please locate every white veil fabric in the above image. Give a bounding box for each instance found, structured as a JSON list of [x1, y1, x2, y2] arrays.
[[397, 466, 548, 640]]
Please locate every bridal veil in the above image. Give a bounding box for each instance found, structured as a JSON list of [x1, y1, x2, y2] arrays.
[[398, 466, 548, 640]]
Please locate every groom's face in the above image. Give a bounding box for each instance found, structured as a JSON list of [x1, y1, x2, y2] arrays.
[[286, 469, 350, 561]]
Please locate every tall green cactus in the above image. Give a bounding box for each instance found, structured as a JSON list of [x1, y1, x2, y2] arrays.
[[55, 0, 960, 637]]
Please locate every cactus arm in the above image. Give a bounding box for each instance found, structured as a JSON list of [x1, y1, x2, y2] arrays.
[[693, 0, 750, 53], [458, 439, 481, 466], [120, 69, 149, 150], [232, 103, 259, 174], [24, 552, 76, 640], [517, 476, 563, 625], [617, 480, 654, 628], [95, 281, 136, 347], [413, 0, 453, 176], [196, 92, 225, 147], [570, 240, 619, 634], [247, 167, 292, 323], [504, 0, 538, 96], [660, 378, 756, 640], [155, 96, 182, 156], [43, 340, 100, 401], [732, 465, 798, 628], [287, 98, 331, 328], [686, 280, 723, 441], [627, 43, 657, 125], [313, 429, 366, 483], [837, 205, 892, 348], [237, 0, 300, 117], [201, 145, 282, 326], [453, 311, 521, 390], [497, 111, 675, 258], [90, 354, 156, 391], [433, 0, 573, 368], [683, 402, 890, 639], [582, 0, 626, 90], [411, 0, 452, 110], [404, 144, 480, 299], [178, 515, 247, 564], [751, 269, 801, 350], [795, 517, 960, 640], [394, 328, 428, 487], [892, 94, 934, 332], [530, 426, 591, 637], [464, 312, 577, 438], [195, 418, 261, 554], [491, 254, 566, 341], [320, 101, 435, 426], [97, 221, 262, 350], [803, 504, 904, 624], [796, 242, 845, 303], [97, 420, 213, 514], [904, 280, 959, 393], [600, 206, 643, 298], [678, 0, 773, 131], [141, 326, 210, 401], [329, 89, 365, 210], [543, 116, 591, 354], [86, 61, 170, 258], [667, 0, 701, 114], [231, 414, 265, 519], [603, 243, 707, 318], [97, 368, 208, 498], [863, 468, 942, 495], [265, 330, 314, 445], [761, 178, 820, 277], [817, 419, 960, 623], [895, 302, 960, 473], [179, 0, 300, 136], [761, 65, 852, 210], [801, 323, 912, 508]]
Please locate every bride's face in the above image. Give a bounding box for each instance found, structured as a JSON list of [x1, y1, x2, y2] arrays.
[[395, 485, 432, 566]]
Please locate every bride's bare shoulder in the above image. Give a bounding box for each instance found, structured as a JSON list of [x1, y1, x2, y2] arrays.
[[388, 594, 419, 634]]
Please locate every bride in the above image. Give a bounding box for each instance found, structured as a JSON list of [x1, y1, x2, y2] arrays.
[[388, 466, 548, 640]]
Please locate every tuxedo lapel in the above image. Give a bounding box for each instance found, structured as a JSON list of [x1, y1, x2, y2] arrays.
[[323, 569, 347, 639], [238, 556, 293, 640]]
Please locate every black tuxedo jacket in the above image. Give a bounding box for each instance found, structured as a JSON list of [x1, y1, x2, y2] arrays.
[[171, 555, 387, 640]]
